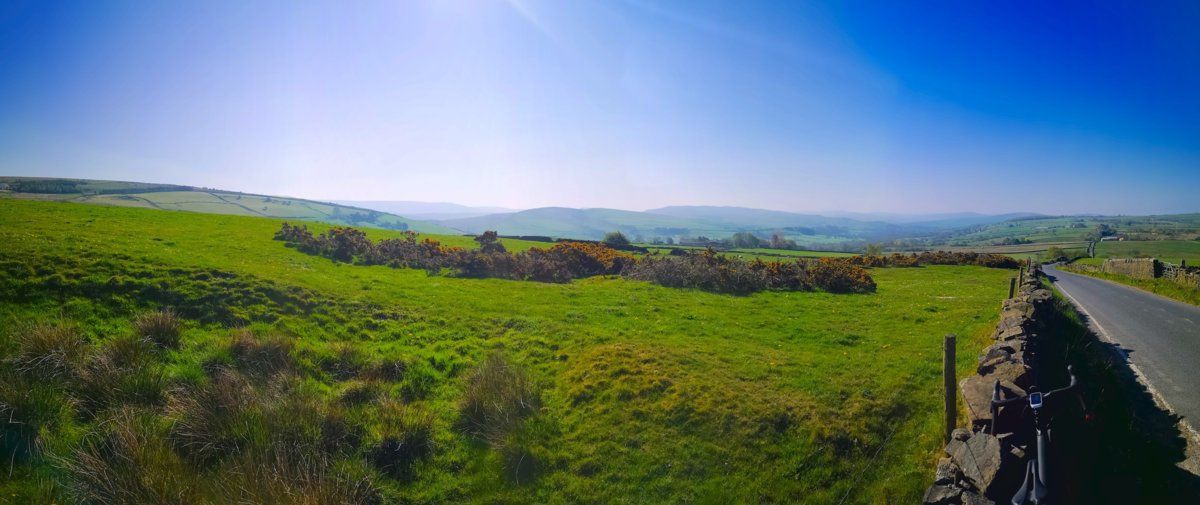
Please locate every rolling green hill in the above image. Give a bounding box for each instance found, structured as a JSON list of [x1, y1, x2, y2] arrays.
[[0, 176, 459, 234], [0, 198, 1012, 503]]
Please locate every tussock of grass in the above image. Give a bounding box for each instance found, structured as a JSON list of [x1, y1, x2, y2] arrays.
[[217, 441, 382, 505], [61, 407, 201, 504], [367, 401, 435, 479], [360, 358, 408, 382], [320, 343, 368, 381], [228, 330, 295, 377], [337, 380, 383, 406], [133, 308, 183, 349], [1, 373, 73, 465], [458, 353, 542, 446], [74, 334, 165, 417], [166, 370, 256, 465], [11, 322, 88, 381]]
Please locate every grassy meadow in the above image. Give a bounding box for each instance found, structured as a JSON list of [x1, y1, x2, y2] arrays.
[[1093, 239, 1200, 265], [0, 199, 1013, 503]]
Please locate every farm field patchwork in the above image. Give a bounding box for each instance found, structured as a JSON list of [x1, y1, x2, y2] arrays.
[[0, 199, 1012, 503]]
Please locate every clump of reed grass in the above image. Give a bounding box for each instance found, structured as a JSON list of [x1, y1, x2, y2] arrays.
[[132, 308, 183, 349]]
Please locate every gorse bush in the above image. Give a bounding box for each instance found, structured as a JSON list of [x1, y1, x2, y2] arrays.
[[808, 257, 877, 294], [475, 230, 507, 254], [274, 224, 877, 294], [275, 223, 637, 285], [132, 308, 183, 349], [458, 353, 542, 446], [626, 249, 876, 294]]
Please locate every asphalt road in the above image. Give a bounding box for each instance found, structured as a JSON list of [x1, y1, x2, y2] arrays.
[[1043, 263, 1200, 429]]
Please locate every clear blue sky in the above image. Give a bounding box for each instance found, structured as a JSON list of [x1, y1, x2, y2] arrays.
[[1, 1, 1196, 214]]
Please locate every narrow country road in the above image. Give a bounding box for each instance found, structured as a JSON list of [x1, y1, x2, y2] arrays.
[[1043, 263, 1200, 431]]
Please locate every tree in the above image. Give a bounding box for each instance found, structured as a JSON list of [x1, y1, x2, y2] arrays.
[[865, 243, 883, 257], [474, 230, 507, 253], [770, 233, 787, 250], [602, 231, 630, 248], [729, 232, 761, 249]]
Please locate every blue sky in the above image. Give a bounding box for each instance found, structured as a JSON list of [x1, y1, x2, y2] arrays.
[[1, 0, 1196, 214]]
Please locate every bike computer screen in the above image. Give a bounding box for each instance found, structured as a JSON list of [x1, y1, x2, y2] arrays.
[[1029, 392, 1043, 409]]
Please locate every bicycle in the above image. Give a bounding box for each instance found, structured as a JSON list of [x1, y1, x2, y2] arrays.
[[989, 366, 1083, 505]]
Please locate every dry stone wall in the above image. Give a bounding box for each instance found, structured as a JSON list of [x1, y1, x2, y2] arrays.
[[1101, 258, 1160, 279], [1163, 264, 1200, 289], [923, 265, 1053, 505]]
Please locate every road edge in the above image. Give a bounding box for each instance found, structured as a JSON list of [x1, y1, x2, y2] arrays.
[[1049, 269, 1200, 475]]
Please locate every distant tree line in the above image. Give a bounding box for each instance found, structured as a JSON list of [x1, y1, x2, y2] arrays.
[[3, 179, 191, 195]]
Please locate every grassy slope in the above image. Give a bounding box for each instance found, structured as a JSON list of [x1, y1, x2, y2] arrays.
[[0, 199, 1012, 503], [0, 187, 460, 235]]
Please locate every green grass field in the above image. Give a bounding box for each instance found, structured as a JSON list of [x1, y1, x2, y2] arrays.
[[1093, 240, 1200, 265], [0, 199, 1014, 503]]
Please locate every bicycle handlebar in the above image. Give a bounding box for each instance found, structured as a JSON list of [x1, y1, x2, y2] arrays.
[[990, 365, 1078, 407]]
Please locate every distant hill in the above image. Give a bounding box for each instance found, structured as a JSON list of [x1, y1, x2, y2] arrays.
[[644, 206, 898, 235], [436, 205, 1017, 244], [438, 207, 713, 241], [820, 211, 1045, 228], [0, 176, 459, 234], [334, 200, 517, 221]]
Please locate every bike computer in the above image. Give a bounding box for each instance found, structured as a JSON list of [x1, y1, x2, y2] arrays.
[[1029, 392, 1043, 409]]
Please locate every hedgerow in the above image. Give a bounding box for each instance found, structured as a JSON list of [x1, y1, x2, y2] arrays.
[[274, 224, 876, 295], [846, 251, 1018, 269]]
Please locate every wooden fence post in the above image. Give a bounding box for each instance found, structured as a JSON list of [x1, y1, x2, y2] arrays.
[[943, 334, 956, 444], [1008, 277, 1016, 299]]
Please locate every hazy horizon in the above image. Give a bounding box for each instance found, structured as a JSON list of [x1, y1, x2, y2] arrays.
[[2, 1, 1197, 215]]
